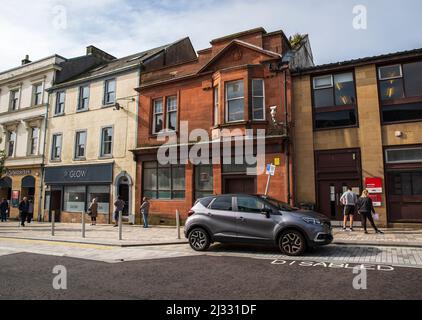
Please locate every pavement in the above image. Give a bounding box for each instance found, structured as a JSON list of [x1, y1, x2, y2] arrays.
[[1, 221, 422, 248]]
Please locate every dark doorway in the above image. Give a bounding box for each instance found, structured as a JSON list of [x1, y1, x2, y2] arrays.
[[315, 149, 362, 221], [223, 176, 256, 194], [21, 176, 35, 202], [0, 177, 12, 201], [49, 189, 62, 222], [118, 184, 129, 216]]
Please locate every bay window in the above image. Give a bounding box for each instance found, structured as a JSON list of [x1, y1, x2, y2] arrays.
[[378, 61, 422, 123], [226, 80, 244, 122], [143, 161, 185, 199], [252, 79, 265, 120], [214, 86, 219, 126], [166, 96, 178, 131], [312, 72, 357, 129]]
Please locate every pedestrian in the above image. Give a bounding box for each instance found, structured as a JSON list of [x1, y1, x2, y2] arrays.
[[356, 189, 384, 234], [140, 197, 150, 228], [340, 186, 358, 231], [0, 198, 9, 222], [27, 199, 34, 224], [88, 198, 98, 226], [18, 197, 30, 227], [113, 196, 125, 227]]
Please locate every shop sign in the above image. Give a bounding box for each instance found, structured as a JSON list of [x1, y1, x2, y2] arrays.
[[11, 190, 20, 208], [7, 169, 32, 176], [44, 163, 113, 184], [368, 194, 382, 207], [365, 177, 383, 193]]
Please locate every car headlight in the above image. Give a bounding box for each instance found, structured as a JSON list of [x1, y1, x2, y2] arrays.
[[302, 217, 323, 225]]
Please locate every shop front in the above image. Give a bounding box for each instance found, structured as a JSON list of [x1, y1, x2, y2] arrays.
[[0, 168, 41, 220], [44, 163, 113, 223]]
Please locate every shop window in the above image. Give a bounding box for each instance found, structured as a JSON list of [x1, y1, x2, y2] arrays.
[[312, 72, 357, 129], [87, 185, 110, 214], [252, 79, 265, 120], [142, 161, 185, 200], [64, 186, 86, 213], [78, 85, 90, 111], [195, 165, 214, 199], [100, 127, 113, 157], [104, 79, 116, 105], [226, 80, 244, 122], [379, 61, 422, 123]]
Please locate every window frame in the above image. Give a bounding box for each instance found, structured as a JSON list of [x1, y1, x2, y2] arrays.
[[251, 79, 265, 121], [74, 130, 87, 160], [55, 91, 66, 116], [166, 96, 178, 132], [385, 147, 422, 164], [28, 127, 40, 156], [9, 89, 20, 111], [225, 80, 245, 123], [152, 98, 164, 134], [311, 70, 358, 131], [377, 59, 422, 125], [6, 131, 17, 158], [214, 85, 219, 126], [100, 126, 113, 158], [32, 83, 43, 106], [103, 78, 116, 105], [51, 133, 63, 161], [78, 85, 90, 111]]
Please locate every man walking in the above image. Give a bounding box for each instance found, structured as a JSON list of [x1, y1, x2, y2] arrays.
[[140, 197, 150, 228], [18, 197, 30, 227], [113, 196, 125, 227], [340, 186, 358, 231], [0, 198, 9, 222]]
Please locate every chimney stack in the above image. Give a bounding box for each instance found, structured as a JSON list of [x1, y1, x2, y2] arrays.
[[21, 55, 31, 65], [86, 46, 116, 62]]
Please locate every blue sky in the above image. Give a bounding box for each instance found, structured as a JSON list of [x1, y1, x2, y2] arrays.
[[1, 0, 421, 70]]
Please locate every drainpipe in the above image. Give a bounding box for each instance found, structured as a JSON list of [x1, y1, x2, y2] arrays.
[[283, 69, 292, 205]]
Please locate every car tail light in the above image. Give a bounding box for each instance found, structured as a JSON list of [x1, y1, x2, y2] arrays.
[[187, 210, 195, 217]]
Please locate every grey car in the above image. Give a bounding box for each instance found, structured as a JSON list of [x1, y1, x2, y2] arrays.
[[184, 194, 333, 256]]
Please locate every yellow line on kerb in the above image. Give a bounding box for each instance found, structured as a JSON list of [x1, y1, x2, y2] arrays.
[[0, 237, 114, 250]]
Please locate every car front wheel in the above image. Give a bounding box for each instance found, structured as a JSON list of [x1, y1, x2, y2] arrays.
[[279, 230, 306, 256], [188, 228, 210, 251]]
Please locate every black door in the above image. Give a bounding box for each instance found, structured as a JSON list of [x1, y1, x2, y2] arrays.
[[223, 177, 256, 194], [49, 190, 62, 222], [118, 184, 129, 216]]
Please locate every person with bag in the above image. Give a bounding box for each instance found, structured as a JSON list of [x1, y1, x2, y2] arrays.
[[356, 189, 384, 234], [18, 197, 30, 227], [340, 186, 358, 231], [113, 196, 125, 227], [0, 198, 9, 222], [88, 198, 98, 226], [140, 197, 150, 228]]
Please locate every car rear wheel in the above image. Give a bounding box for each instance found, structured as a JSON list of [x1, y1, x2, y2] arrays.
[[188, 228, 210, 251], [279, 230, 306, 256]]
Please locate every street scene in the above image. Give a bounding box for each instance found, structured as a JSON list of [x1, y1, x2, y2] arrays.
[[0, 0, 422, 312]]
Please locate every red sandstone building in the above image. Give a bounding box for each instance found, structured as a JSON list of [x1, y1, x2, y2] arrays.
[[131, 28, 314, 223]]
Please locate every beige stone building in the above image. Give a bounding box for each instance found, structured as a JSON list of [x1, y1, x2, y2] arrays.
[[293, 48, 422, 227], [43, 39, 197, 224]]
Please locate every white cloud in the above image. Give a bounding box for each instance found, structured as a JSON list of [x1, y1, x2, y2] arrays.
[[0, 0, 421, 71]]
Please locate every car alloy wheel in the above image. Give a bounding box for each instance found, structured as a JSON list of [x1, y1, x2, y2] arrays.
[[279, 231, 305, 256], [189, 228, 210, 251]]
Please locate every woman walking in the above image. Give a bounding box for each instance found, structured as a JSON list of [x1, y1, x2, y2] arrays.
[[356, 190, 384, 234], [140, 197, 150, 228], [88, 198, 99, 226]]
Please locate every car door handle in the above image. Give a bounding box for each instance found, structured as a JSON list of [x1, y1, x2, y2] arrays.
[[238, 216, 245, 222], [207, 212, 213, 217]]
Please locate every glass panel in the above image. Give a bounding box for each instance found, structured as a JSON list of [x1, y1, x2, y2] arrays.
[[226, 81, 244, 100], [237, 196, 265, 213], [253, 97, 264, 120], [314, 110, 357, 129], [172, 166, 185, 191], [154, 114, 164, 133], [64, 186, 85, 213], [313, 75, 332, 89], [154, 99, 163, 113], [210, 196, 233, 211], [172, 191, 185, 199], [380, 79, 405, 100], [334, 73, 356, 105], [314, 88, 334, 107], [143, 168, 157, 189], [382, 102, 422, 123], [412, 172, 422, 195], [158, 167, 171, 190], [195, 165, 213, 191], [401, 173, 412, 195], [143, 190, 157, 199], [252, 79, 264, 96], [228, 99, 244, 122], [101, 128, 113, 156], [87, 185, 110, 214], [386, 148, 422, 163], [403, 61, 422, 97], [144, 161, 157, 169], [168, 112, 177, 131], [379, 65, 402, 80], [167, 96, 177, 112]]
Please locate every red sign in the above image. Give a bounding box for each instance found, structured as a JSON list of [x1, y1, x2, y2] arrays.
[[365, 177, 383, 193], [368, 194, 382, 207]]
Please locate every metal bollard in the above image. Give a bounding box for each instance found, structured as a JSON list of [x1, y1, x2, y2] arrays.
[[176, 209, 181, 239], [118, 211, 123, 240], [82, 211, 86, 238], [51, 210, 55, 236]]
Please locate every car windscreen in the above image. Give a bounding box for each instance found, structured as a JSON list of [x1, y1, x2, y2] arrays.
[[261, 197, 299, 212]]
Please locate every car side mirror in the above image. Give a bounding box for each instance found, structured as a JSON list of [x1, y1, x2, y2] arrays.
[[261, 208, 271, 218]]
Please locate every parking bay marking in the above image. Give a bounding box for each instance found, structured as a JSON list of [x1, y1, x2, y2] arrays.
[[271, 259, 395, 271]]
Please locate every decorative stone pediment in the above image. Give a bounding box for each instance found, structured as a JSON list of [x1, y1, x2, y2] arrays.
[[21, 116, 44, 129]]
